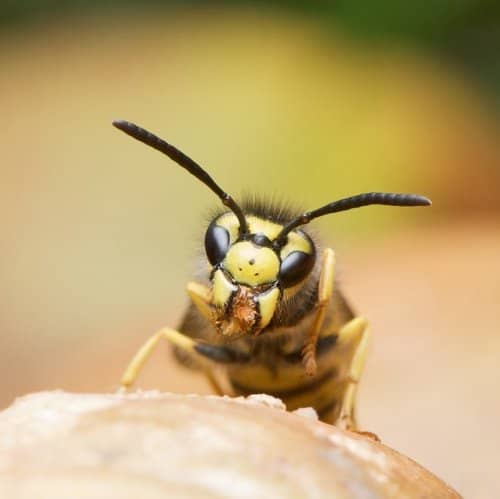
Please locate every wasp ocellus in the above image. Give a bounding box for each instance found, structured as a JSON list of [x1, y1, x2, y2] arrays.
[[114, 120, 431, 429]]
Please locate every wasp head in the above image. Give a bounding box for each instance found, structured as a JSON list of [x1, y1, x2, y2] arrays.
[[205, 213, 316, 338]]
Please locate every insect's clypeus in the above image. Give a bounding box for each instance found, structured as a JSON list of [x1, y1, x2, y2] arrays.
[[114, 120, 431, 431]]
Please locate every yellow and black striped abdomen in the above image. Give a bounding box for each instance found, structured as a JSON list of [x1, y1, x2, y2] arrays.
[[228, 363, 344, 423], [175, 287, 357, 424]]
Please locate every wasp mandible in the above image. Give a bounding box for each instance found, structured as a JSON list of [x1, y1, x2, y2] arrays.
[[114, 120, 431, 429]]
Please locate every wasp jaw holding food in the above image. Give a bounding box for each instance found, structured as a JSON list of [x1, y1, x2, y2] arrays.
[[215, 287, 258, 337]]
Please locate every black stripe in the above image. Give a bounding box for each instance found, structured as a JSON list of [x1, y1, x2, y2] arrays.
[[317, 399, 338, 420], [283, 334, 337, 364], [230, 367, 337, 399], [194, 343, 250, 364]]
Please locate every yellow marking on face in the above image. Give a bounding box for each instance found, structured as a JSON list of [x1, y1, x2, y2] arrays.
[[215, 213, 282, 242], [247, 216, 282, 239], [212, 269, 237, 308], [280, 231, 312, 260], [224, 241, 280, 286], [215, 212, 240, 244], [256, 287, 280, 329]]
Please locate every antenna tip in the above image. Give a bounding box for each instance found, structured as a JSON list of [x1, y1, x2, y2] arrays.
[[112, 119, 131, 131], [420, 196, 432, 206]]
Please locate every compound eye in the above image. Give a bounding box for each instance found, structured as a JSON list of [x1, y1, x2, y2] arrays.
[[279, 251, 315, 288], [205, 222, 230, 266]]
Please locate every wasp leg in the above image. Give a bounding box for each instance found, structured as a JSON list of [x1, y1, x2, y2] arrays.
[[186, 281, 215, 322], [171, 282, 215, 369], [175, 281, 225, 393], [119, 327, 246, 394], [302, 247, 336, 377], [201, 372, 221, 395], [334, 316, 370, 432], [168, 282, 214, 370], [120, 328, 198, 389]]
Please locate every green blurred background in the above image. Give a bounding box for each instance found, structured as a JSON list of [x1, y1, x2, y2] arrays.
[[1, 1, 499, 496]]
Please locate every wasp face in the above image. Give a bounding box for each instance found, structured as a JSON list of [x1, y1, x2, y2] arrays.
[[204, 213, 316, 338]]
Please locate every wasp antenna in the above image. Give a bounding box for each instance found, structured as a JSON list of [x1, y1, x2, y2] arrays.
[[275, 192, 432, 245], [112, 120, 249, 234]]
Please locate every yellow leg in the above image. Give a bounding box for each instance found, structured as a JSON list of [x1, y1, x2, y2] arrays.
[[302, 248, 336, 377], [120, 325, 244, 392], [170, 282, 215, 370], [120, 328, 199, 389], [204, 368, 226, 396], [186, 281, 215, 322], [334, 316, 369, 431]]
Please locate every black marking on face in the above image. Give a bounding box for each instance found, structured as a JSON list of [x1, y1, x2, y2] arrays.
[[251, 233, 272, 247]]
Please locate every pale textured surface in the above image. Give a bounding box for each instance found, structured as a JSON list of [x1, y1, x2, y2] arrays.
[[0, 392, 460, 499]]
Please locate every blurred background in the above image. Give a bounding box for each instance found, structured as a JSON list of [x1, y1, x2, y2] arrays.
[[1, 1, 499, 496]]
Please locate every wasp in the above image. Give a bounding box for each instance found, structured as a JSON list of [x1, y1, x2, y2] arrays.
[[114, 120, 431, 429]]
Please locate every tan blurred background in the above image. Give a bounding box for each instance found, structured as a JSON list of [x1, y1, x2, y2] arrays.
[[1, 3, 499, 497]]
